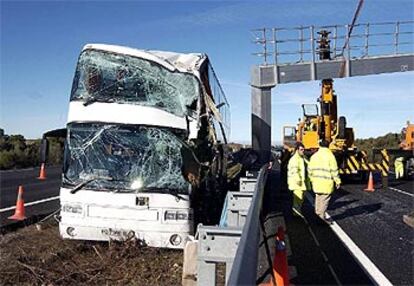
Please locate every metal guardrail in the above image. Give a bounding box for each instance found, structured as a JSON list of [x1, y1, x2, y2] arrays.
[[227, 163, 269, 285], [252, 21, 414, 65], [225, 192, 254, 227], [197, 225, 242, 285], [196, 174, 260, 286]]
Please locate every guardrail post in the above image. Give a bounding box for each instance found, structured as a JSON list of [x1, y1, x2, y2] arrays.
[[197, 226, 242, 285], [310, 25, 316, 80], [395, 21, 400, 54], [226, 191, 254, 227], [239, 177, 258, 192]]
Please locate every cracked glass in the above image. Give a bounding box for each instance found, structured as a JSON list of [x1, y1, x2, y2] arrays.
[[63, 123, 192, 194], [70, 49, 200, 117]]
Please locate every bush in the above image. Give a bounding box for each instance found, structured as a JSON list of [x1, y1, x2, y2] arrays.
[[0, 130, 64, 170], [355, 132, 400, 158], [0, 150, 15, 169]]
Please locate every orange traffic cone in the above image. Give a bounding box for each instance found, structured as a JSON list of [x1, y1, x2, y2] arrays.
[[8, 186, 27, 221], [259, 227, 290, 286], [364, 172, 375, 192], [38, 163, 46, 180], [273, 226, 290, 286]]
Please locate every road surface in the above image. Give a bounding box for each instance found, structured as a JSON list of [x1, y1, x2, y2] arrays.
[[324, 175, 413, 285], [0, 166, 61, 227]]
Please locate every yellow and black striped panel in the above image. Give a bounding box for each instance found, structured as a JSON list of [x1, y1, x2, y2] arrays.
[[339, 168, 352, 175], [340, 152, 389, 177], [380, 149, 390, 174]]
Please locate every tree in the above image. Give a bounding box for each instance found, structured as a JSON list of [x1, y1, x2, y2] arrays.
[[0, 131, 64, 170], [355, 132, 400, 158]]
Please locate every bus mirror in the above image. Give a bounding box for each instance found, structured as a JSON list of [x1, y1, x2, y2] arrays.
[[40, 138, 49, 163]]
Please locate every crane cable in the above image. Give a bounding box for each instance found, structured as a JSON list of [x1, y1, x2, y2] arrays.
[[339, 0, 365, 77]]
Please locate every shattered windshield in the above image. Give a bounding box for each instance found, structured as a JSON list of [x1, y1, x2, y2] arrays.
[[70, 49, 200, 117], [63, 123, 191, 194]]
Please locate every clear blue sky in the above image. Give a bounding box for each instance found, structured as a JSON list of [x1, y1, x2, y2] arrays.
[[1, 0, 413, 142]]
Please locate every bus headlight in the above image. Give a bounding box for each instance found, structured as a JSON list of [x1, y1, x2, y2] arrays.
[[165, 211, 176, 220], [62, 204, 83, 214], [176, 212, 188, 220], [164, 210, 191, 221]]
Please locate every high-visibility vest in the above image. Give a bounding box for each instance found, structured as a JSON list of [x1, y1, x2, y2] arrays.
[[394, 157, 404, 178], [288, 151, 309, 191], [308, 147, 341, 194]]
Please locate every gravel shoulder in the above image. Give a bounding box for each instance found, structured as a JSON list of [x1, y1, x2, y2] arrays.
[[0, 220, 183, 285]]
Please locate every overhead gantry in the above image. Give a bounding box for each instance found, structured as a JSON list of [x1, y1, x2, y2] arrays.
[[250, 21, 414, 162]]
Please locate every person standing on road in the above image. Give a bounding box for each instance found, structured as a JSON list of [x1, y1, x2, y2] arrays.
[[394, 157, 404, 179], [308, 140, 341, 224], [288, 142, 310, 217]]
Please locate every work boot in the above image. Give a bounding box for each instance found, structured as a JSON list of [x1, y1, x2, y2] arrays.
[[316, 215, 333, 225], [403, 211, 414, 228], [322, 217, 333, 225]]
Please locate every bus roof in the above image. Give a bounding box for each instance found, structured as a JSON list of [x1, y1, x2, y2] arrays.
[[82, 43, 207, 76]]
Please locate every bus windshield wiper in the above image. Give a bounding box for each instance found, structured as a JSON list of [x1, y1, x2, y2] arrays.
[[70, 178, 96, 194], [83, 97, 99, 106], [83, 95, 116, 106], [70, 176, 113, 194], [142, 187, 188, 201]]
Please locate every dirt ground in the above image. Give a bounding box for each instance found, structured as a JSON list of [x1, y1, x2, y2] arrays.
[[0, 220, 183, 285]]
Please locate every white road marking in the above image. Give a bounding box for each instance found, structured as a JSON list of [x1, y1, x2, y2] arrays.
[[305, 192, 393, 286], [302, 215, 342, 285], [0, 196, 60, 213], [389, 187, 414, 197], [0, 167, 36, 173]]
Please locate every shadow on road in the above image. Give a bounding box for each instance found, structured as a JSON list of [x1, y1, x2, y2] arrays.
[[329, 199, 358, 210], [330, 203, 382, 221]]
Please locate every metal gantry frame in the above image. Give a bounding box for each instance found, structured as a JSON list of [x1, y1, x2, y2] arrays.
[[197, 21, 414, 286], [251, 21, 413, 66], [250, 20, 414, 160]]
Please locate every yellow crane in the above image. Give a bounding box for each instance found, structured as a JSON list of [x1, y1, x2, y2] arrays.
[[282, 30, 389, 179]]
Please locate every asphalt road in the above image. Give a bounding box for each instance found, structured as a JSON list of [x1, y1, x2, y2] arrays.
[[274, 171, 413, 285], [0, 166, 62, 227], [257, 165, 372, 285], [325, 175, 413, 285]]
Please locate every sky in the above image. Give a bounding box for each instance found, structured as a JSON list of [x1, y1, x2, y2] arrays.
[[1, 0, 413, 143]]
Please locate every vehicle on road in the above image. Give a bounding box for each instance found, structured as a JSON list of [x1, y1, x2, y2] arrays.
[[43, 44, 230, 248], [376, 121, 414, 179], [282, 31, 388, 179]]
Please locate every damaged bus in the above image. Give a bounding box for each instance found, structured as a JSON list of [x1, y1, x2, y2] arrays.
[[53, 44, 230, 248]]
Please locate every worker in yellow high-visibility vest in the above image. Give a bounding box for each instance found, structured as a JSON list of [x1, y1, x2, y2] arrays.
[[394, 157, 404, 179], [287, 142, 310, 217], [309, 140, 341, 224]]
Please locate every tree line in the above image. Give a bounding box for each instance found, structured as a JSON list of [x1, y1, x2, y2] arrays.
[[0, 129, 64, 170], [354, 132, 401, 158]]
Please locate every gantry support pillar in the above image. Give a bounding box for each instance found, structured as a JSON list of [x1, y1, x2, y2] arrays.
[[251, 66, 276, 165]]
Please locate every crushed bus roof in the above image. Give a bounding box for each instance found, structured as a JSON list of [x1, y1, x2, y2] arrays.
[[82, 43, 207, 76]]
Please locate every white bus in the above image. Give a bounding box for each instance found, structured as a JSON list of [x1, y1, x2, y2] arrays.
[[54, 44, 230, 248]]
